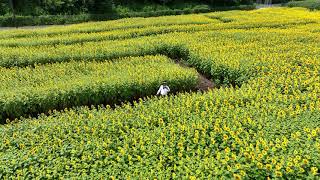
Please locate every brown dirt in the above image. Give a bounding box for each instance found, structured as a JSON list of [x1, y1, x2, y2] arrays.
[[174, 58, 215, 92], [196, 74, 215, 91]]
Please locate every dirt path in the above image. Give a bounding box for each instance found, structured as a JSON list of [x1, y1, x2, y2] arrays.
[[174, 58, 215, 92], [1, 56, 215, 124], [196, 74, 215, 91]]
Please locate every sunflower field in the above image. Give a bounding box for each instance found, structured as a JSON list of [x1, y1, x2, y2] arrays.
[[0, 7, 320, 179], [0, 55, 198, 122]]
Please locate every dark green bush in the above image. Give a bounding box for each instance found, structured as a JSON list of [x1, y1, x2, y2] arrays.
[[0, 0, 255, 16], [0, 5, 255, 27], [287, 0, 320, 10]]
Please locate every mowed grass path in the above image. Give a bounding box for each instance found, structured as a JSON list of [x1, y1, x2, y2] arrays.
[[0, 7, 320, 179]]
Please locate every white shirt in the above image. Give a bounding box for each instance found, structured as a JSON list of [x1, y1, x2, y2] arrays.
[[157, 85, 170, 96]]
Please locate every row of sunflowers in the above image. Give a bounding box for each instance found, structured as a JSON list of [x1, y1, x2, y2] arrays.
[[0, 55, 198, 122], [0, 7, 319, 179]]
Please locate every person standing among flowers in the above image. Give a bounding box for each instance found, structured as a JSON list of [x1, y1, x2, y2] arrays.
[[157, 82, 170, 96]]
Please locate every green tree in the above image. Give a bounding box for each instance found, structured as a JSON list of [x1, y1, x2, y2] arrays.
[[88, 0, 114, 14], [0, 0, 8, 15], [8, 0, 17, 27]]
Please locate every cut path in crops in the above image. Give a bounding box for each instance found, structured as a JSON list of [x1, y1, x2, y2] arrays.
[[1, 8, 320, 179], [175, 58, 215, 91], [196, 74, 215, 91], [0, 55, 216, 124]]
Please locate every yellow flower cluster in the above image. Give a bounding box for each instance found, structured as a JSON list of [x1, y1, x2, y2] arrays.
[[0, 55, 198, 122], [0, 14, 214, 39], [0, 7, 319, 179]]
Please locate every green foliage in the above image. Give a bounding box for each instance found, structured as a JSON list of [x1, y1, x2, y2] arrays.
[[0, 8, 320, 178], [0, 55, 198, 123], [0, 0, 8, 15], [0, 90, 319, 178], [0, 0, 254, 22], [287, 0, 320, 10], [0, 5, 256, 27], [0, 0, 115, 16], [88, 0, 115, 14], [0, 14, 214, 38]]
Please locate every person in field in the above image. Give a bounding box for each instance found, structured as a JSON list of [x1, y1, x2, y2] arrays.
[[157, 82, 170, 96]]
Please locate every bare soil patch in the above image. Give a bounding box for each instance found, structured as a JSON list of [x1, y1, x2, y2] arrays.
[[174, 58, 215, 92]]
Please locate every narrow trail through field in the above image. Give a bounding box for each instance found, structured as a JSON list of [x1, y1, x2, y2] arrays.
[[2, 56, 215, 124], [174, 58, 215, 91], [197, 74, 215, 91]]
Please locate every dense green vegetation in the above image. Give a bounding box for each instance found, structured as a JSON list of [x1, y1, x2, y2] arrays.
[[0, 7, 319, 179], [0, 0, 255, 26], [287, 0, 320, 10], [0, 5, 255, 27], [0, 55, 198, 122], [0, 0, 252, 16]]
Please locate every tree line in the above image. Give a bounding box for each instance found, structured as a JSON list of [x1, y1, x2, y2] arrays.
[[0, 0, 254, 16], [1, 0, 113, 16]]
